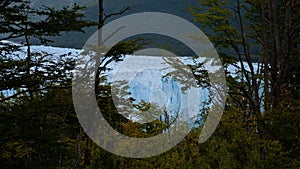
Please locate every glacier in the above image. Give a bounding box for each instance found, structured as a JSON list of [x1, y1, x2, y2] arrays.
[[1, 42, 258, 127]]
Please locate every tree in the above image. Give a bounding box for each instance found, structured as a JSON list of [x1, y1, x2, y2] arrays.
[[72, 1, 148, 167], [0, 0, 94, 101], [0, 1, 95, 168], [189, 0, 300, 167]]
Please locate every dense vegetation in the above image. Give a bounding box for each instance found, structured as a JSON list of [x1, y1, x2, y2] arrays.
[[1, 0, 299, 168]]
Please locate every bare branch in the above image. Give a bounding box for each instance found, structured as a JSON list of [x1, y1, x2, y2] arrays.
[[103, 6, 131, 23]]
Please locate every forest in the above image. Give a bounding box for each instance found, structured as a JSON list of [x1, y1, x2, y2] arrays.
[[0, 0, 299, 168]]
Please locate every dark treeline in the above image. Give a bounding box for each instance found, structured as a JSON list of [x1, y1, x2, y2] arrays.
[[0, 0, 299, 168]]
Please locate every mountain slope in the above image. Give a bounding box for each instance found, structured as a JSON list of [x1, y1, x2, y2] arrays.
[[29, 0, 201, 54]]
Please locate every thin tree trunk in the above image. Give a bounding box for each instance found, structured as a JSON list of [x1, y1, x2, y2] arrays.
[[24, 11, 34, 99]]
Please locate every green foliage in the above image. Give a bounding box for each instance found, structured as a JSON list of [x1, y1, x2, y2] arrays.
[[0, 0, 95, 44], [1, 0, 299, 168]]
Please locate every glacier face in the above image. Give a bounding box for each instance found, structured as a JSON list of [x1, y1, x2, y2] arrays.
[[106, 55, 210, 125], [0, 43, 216, 126], [2, 43, 259, 126]]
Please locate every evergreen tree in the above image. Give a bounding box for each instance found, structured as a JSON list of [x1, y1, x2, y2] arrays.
[[0, 1, 94, 168]]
